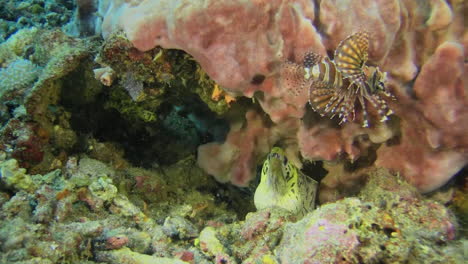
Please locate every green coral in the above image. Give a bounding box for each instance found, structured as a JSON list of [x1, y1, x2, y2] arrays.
[[193, 64, 232, 115], [88, 176, 118, 202], [104, 86, 160, 123], [0, 159, 36, 192], [29, 4, 44, 14], [198, 226, 229, 257]]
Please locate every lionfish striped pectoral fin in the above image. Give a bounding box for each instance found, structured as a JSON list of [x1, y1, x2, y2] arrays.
[[324, 94, 345, 115], [334, 31, 369, 83], [307, 80, 343, 117], [309, 87, 353, 123], [380, 89, 397, 101], [336, 89, 357, 124], [308, 86, 334, 115]]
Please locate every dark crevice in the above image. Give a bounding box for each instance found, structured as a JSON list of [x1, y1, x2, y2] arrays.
[[302, 160, 328, 182], [250, 74, 265, 85], [312, 0, 326, 36], [60, 64, 229, 167], [383, 227, 396, 237]]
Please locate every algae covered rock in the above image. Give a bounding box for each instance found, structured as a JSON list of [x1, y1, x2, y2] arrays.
[[0, 0, 73, 41], [191, 168, 462, 263], [163, 216, 199, 240], [0, 159, 35, 192], [0, 28, 97, 174], [97, 32, 232, 117], [95, 247, 188, 264], [275, 168, 460, 263], [277, 202, 360, 263], [68, 157, 116, 187], [198, 226, 236, 264], [88, 176, 118, 203], [0, 153, 239, 264]]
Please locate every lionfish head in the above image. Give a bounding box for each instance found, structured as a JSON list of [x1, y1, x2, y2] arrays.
[[364, 66, 387, 94]]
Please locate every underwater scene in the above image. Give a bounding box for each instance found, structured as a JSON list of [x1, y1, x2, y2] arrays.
[[0, 0, 466, 263]]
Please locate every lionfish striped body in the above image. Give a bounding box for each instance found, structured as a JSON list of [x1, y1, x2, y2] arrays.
[[304, 31, 394, 127], [304, 53, 343, 89], [303, 53, 346, 118]]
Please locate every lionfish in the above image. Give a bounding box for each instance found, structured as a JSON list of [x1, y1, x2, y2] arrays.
[[304, 32, 394, 127]]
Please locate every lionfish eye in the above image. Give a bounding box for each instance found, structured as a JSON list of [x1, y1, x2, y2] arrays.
[[378, 82, 385, 90]]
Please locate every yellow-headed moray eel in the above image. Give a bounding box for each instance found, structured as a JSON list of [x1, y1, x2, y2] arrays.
[[254, 147, 318, 217]]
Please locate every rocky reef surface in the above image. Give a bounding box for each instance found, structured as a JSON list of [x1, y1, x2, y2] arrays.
[[0, 0, 466, 263]]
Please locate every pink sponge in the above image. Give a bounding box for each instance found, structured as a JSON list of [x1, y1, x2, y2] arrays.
[[376, 42, 467, 192], [197, 110, 276, 186], [100, 0, 324, 97]]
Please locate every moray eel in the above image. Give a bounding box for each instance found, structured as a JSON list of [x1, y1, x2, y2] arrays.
[[254, 147, 318, 217]]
